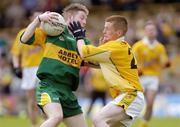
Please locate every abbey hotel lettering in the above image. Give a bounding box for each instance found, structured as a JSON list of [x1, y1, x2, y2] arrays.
[[58, 49, 79, 65]]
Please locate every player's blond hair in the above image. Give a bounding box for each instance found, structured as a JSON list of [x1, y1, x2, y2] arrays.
[[63, 3, 89, 20], [105, 15, 128, 35]]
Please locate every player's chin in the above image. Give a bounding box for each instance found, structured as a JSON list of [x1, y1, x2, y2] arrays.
[[81, 24, 85, 28], [79, 22, 85, 27]]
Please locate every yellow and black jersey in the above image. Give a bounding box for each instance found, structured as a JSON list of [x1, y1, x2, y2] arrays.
[[82, 38, 143, 98]]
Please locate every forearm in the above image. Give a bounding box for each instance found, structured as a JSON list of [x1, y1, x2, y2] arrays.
[[12, 55, 21, 68], [21, 16, 40, 43], [85, 61, 100, 68], [77, 39, 85, 58]]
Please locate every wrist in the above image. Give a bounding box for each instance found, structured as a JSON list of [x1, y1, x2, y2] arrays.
[[76, 37, 84, 41], [38, 16, 41, 22]]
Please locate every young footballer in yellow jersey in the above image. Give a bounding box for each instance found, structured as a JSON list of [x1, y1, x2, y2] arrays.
[[11, 12, 43, 127], [69, 15, 145, 127], [132, 21, 170, 127]]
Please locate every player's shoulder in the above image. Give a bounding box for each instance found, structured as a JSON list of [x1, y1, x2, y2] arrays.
[[19, 28, 26, 33], [135, 40, 144, 45], [156, 41, 166, 49], [16, 28, 26, 36], [101, 40, 123, 50], [112, 40, 129, 46], [132, 40, 144, 48]]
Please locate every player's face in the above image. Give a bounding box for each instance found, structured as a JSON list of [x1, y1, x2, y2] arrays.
[[72, 11, 87, 28], [102, 22, 121, 43], [145, 24, 157, 39]]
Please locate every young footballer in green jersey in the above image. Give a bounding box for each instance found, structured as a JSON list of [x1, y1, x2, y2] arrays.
[[20, 3, 90, 127]]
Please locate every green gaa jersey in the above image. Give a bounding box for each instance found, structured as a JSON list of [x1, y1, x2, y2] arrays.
[[21, 27, 90, 91]]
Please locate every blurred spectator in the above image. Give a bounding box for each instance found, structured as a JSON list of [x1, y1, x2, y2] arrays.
[[22, 0, 38, 17], [156, 23, 169, 45], [0, 38, 8, 59], [109, 0, 139, 11], [174, 12, 180, 38], [0, 53, 12, 94], [160, 20, 174, 38], [70, 0, 91, 7], [79, 66, 90, 86], [0, 52, 14, 115], [0, 0, 11, 28], [0, 13, 6, 28], [43, 0, 70, 14], [157, 19, 175, 45], [85, 68, 107, 116], [154, 0, 179, 3], [91, 0, 102, 5], [5, 0, 26, 28]]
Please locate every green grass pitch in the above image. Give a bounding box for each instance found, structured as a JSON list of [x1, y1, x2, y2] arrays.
[[0, 116, 180, 127]]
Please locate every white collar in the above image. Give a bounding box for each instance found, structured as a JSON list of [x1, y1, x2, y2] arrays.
[[143, 37, 158, 49], [116, 36, 125, 42]]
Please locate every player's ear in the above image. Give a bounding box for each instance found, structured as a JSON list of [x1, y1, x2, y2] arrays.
[[66, 15, 72, 25], [69, 16, 74, 22], [116, 30, 123, 37]]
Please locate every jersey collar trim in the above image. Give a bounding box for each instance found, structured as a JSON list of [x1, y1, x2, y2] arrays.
[[116, 36, 125, 42], [143, 37, 158, 48]]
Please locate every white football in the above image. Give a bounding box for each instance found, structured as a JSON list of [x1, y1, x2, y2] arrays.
[[42, 12, 66, 36]]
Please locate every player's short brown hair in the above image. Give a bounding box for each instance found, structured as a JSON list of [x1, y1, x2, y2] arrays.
[[63, 3, 89, 20], [105, 15, 128, 35]]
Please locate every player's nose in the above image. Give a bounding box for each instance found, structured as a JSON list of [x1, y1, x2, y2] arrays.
[[82, 21, 86, 27], [103, 29, 106, 34]]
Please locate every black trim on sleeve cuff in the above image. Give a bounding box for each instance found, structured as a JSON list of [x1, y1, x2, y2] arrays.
[[20, 31, 35, 45]]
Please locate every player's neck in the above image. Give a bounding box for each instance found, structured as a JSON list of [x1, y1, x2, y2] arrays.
[[116, 36, 125, 42], [146, 37, 156, 44]]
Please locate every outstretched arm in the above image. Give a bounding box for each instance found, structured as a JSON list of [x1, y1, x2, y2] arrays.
[[84, 61, 100, 68], [21, 15, 40, 43], [68, 21, 86, 57], [21, 12, 59, 43], [68, 21, 110, 64], [77, 39, 85, 58]]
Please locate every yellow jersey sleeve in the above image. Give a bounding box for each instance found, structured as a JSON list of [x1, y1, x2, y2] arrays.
[[83, 41, 143, 98], [11, 29, 25, 56], [82, 45, 111, 63], [22, 28, 46, 47], [11, 29, 44, 67]]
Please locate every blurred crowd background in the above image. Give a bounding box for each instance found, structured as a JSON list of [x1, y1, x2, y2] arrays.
[[0, 0, 180, 117]]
